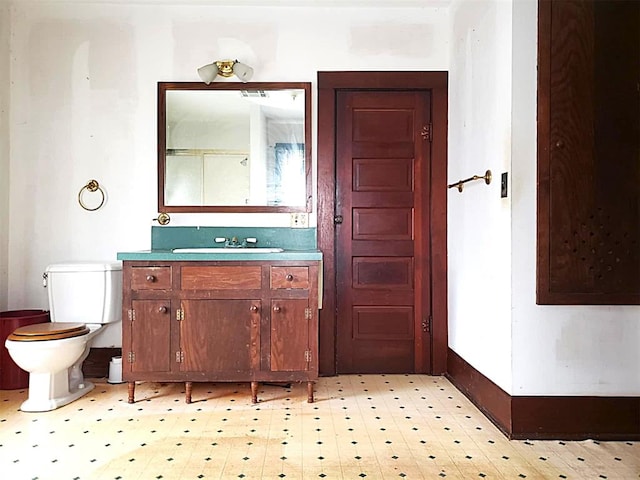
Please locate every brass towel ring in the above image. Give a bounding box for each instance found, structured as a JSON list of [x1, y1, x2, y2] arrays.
[[78, 179, 105, 211]]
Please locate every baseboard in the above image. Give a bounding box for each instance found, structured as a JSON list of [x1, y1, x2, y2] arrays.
[[85, 347, 122, 379], [446, 348, 640, 440], [446, 348, 513, 436], [511, 395, 640, 440]]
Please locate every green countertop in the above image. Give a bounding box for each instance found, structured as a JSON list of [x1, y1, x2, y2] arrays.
[[117, 249, 323, 261]]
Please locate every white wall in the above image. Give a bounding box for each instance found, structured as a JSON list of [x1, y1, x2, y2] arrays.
[[5, 1, 449, 346], [0, 4, 9, 311], [447, 0, 513, 393]]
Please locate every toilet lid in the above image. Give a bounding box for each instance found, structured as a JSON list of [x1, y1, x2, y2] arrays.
[[7, 322, 90, 342]]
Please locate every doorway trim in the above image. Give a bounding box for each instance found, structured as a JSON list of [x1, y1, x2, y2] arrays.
[[317, 71, 448, 376]]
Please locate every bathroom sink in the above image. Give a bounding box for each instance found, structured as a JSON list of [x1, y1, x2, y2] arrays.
[[172, 247, 284, 254]]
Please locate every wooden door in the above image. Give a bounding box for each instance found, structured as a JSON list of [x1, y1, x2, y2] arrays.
[[269, 298, 310, 372], [129, 299, 172, 374], [335, 90, 432, 373], [180, 299, 260, 376]]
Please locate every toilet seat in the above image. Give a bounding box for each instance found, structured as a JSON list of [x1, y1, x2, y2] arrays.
[[7, 322, 90, 342]]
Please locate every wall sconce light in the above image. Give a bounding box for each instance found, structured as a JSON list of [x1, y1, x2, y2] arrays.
[[197, 59, 254, 84]]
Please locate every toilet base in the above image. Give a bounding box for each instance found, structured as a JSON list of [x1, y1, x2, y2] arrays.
[[20, 379, 95, 413]]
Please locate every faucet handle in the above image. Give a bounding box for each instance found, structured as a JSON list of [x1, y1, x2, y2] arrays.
[[214, 237, 227, 244]]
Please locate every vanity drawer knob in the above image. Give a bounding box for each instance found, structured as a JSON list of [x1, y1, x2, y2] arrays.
[[158, 306, 168, 314], [250, 305, 259, 313], [146, 275, 156, 283], [285, 274, 294, 281], [273, 306, 281, 313]]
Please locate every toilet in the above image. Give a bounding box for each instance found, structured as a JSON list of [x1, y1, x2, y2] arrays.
[[5, 262, 122, 412]]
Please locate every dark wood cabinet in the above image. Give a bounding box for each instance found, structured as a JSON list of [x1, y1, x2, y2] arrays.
[[537, 0, 640, 304], [122, 260, 320, 403]]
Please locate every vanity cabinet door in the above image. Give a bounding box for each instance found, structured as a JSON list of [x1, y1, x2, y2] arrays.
[[179, 299, 260, 376], [270, 298, 311, 372], [127, 299, 172, 374]]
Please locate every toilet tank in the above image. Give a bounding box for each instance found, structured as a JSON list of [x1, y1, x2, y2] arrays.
[[45, 262, 122, 324]]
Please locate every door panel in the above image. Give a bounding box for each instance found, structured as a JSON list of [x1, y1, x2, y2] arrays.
[[353, 306, 414, 340], [353, 158, 413, 192], [352, 257, 414, 290], [352, 106, 415, 142], [353, 208, 413, 240], [336, 90, 432, 374]]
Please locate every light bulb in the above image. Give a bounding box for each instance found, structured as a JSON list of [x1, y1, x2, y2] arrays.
[[197, 63, 219, 84], [232, 61, 254, 82]]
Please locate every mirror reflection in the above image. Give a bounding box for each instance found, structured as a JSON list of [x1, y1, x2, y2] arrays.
[[158, 82, 311, 213]]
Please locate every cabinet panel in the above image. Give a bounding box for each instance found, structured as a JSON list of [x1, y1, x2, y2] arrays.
[[180, 299, 260, 375], [271, 266, 309, 289], [537, 0, 640, 304], [270, 298, 310, 371], [131, 267, 172, 290], [129, 300, 172, 373], [181, 266, 262, 290]]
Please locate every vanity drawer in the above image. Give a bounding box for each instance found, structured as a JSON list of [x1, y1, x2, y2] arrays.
[[130, 266, 172, 290], [181, 266, 262, 290], [270, 266, 309, 290]]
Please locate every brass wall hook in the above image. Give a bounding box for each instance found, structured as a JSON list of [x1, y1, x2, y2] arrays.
[[448, 170, 492, 193]]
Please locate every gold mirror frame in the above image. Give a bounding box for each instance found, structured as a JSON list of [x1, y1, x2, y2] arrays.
[[158, 82, 312, 213]]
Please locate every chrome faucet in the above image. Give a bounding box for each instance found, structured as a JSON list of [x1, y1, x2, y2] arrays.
[[214, 236, 258, 248]]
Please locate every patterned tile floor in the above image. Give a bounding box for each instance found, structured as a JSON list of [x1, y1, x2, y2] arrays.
[[0, 375, 638, 479]]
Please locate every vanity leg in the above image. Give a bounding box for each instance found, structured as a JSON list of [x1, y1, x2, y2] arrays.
[[250, 381, 259, 404], [307, 381, 314, 403], [185, 382, 193, 404], [127, 382, 135, 404]]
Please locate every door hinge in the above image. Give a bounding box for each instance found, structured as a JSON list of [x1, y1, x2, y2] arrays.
[[420, 123, 432, 142], [128, 351, 135, 363], [128, 309, 135, 322], [175, 350, 184, 363], [304, 350, 312, 362], [422, 315, 432, 333], [176, 309, 184, 321], [305, 307, 313, 320]]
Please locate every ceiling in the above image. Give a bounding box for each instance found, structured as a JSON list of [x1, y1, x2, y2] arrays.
[[9, 0, 450, 6]]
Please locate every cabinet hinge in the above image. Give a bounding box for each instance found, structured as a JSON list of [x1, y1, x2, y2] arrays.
[[128, 351, 135, 363], [128, 309, 135, 322], [304, 307, 312, 320], [304, 350, 312, 362], [420, 123, 432, 142], [175, 350, 184, 363], [176, 309, 184, 321]]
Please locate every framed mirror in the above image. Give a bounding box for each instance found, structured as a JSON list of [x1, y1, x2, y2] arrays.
[[158, 82, 311, 213]]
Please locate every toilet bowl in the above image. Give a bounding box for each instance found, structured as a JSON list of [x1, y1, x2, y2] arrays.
[[4, 262, 122, 412], [5, 323, 103, 412]]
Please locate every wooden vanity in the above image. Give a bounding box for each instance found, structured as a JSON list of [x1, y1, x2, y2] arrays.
[[121, 259, 320, 404]]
